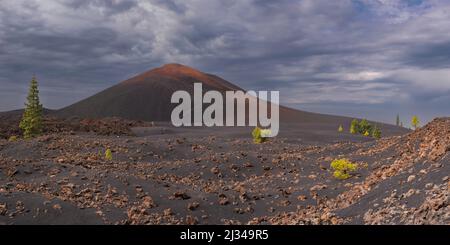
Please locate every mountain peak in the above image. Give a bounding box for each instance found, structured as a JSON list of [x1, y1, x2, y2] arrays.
[[160, 63, 191, 69], [152, 63, 203, 77], [58, 63, 243, 121]]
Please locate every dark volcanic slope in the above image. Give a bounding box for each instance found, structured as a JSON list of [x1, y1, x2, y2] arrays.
[[57, 64, 242, 122], [56, 63, 406, 135]]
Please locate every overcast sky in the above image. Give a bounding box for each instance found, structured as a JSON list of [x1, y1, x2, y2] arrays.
[[1, 0, 449, 125]]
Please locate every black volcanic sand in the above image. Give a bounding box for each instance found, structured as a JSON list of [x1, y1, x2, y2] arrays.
[[0, 120, 448, 225]]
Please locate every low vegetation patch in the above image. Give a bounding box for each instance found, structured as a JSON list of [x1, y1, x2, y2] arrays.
[[252, 127, 272, 144], [105, 149, 113, 161], [411, 115, 420, 130], [331, 159, 358, 180], [349, 119, 381, 138], [372, 125, 381, 139], [8, 135, 18, 142]]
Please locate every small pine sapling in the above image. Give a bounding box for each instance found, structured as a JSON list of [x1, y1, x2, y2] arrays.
[[105, 149, 113, 161], [350, 119, 359, 134], [411, 116, 420, 130], [372, 125, 381, 139]]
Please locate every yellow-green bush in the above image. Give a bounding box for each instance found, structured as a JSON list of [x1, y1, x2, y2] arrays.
[[338, 125, 344, 132], [252, 127, 268, 144], [8, 135, 18, 142], [105, 149, 113, 161], [411, 115, 420, 130], [349, 119, 382, 138], [331, 159, 358, 180], [350, 119, 358, 134], [372, 126, 381, 139]]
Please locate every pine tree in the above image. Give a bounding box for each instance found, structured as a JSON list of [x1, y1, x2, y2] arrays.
[[411, 115, 420, 130], [19, 76, 43, 139], [105, 149, 113, 161], [350, 119, 359, 134], [358, 119, 372, 135], [372, 125, 381, 139], [396, 114, 400, 126]]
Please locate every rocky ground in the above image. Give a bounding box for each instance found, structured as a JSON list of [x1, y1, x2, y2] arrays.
[[0, 115, 152, 139], [0, 118, 448, 225]]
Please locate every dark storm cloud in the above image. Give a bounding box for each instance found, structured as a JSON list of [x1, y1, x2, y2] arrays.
[[152, 0, 186, 13], [403, 41, 450, 69], [60, 0, 139, 15], [0, 0, 449, 123]]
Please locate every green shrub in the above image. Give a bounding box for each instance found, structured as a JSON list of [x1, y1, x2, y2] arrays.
[[8, 135, 18, 142], [350, 119, 358, 134], [349, 119, 381, 138], [338, 125, 344, 132], [358, 119, 373, 135], [411, 115, 420, 130], [372, 125, 381, 139], [331, 159, 358, 180], [252, 127, 269, 144], [252, 127, 262, 143], [105, 149, 113, 161]]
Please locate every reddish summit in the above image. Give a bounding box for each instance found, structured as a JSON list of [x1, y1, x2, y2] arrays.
[[57, 64, 242, 121], [151, 63, 209, 77], [123, 63, 241, 91]]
